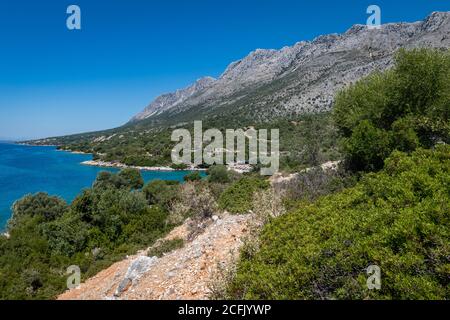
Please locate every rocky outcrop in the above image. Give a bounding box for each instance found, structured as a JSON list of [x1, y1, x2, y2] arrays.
[[114, 256, 158, 297]]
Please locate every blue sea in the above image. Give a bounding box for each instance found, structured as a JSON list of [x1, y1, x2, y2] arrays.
[[0, 143, 198, 231]]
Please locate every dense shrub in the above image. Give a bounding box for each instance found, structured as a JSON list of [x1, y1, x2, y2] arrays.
[[143, 179, 180, 209], [118, 168, 144, 189], [334, 49, 450, 171], [92, 171, 127, 190], [226, 146, 450, 299], [207, 165, 230, 183], [281, 166, 357, 206], [9, 193, 68, 228], [218, 177, 270, 214], [183, 171, 202, 182]]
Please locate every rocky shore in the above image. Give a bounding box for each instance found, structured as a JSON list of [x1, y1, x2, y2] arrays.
[[81, 160, 205, 172]]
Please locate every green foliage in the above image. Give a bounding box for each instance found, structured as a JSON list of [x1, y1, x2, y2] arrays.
[[147, 238, 184, 258], [118, 168, 144, 189], [40, 212, 90, 256], [9, 193, 68, 228], [183, 171, 202, 182], [143, 179, 180, 210], [93, 169, 144, 190], [0, 170, 170, 300], [170, 163, 188, 170], [45, 111, 340, 174], [334, 49, 450, 171], [343, 120, 392, 171], [226, 146, 450, 299], [207, 165, 230, 183], [218, 177, 270, 214]]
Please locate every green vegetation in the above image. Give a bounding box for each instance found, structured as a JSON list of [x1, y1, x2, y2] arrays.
[[0, 164, 247, 299], [44, 112, 340, 174], [147, 238, 185, 258], [207, 165, 230, 183], [183, 171, 202, 182], [224, 49, 450, 300], [218, 176, 270, 214], [118, 168, 144, 189], [143, 179, 180, 210], [6, 49, 448, 300], [334, 49, 450, 172], [0, 170, 171, 299], [226, 146, 450, 299]]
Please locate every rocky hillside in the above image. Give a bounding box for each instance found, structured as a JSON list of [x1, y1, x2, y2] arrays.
[[130, 11, 450, 123], [131, 76, 216, 121], [58, 213, 251, 300]]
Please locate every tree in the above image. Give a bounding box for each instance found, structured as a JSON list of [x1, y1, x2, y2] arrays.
[[183, 171, 202, 182], [343, 120, 392, 171], [333, 49, 450, 172], [9, 193, 68, 229], [118, 168, 144, 190], [143, 180, 180, 210], [93, 169, 144, 190], [207, 165, 230, 183], [226, 145, 450, 300]]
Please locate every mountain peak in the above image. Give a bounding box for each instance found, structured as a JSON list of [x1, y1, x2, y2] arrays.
[[130, 76, 216, 122]]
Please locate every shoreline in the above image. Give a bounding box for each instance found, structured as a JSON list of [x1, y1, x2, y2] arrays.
[[81, 160, 206, 172], [58, 149, 93, 155]]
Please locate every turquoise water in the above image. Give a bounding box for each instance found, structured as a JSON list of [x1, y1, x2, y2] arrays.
[[0, 143, 197, 231]]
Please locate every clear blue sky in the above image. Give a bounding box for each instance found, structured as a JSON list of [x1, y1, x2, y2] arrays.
[[0, 0, 449, 140]]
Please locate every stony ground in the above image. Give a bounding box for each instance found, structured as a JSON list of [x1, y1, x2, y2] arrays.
[[58, 213, 251, 300]]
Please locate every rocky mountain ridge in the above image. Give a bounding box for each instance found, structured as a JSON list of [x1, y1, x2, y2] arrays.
[[131, 11, 450, 123]]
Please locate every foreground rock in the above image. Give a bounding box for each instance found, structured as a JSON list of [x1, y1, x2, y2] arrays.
[[58, 214, 251, 300]]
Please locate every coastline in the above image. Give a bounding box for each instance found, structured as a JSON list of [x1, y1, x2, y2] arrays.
[[58, 149, 93, 155], [81, 160, 206, 172]]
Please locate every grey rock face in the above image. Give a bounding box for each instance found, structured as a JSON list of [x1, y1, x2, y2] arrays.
[[131, 76, 216, 121], [114, 256, 158, 297], [132, 12, 450, 123]]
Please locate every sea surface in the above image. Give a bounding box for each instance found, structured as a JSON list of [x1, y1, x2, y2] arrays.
[[0, 143, 198, 231]]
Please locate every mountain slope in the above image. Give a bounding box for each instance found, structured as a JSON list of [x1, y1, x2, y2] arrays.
[[130, 11, 450, 124], [28, 12, 450, 169], [131, 76, 216, 122]]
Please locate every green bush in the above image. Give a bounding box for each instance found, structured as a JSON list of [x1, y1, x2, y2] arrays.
[[183, 171, 202, 182], [334, 49, 450, 171], [226, 146, 450, 299], [218, 177, 269, 214], [92, 169, 144, 190], [117, 168, 144, 189], [143, 179, 180, 209], [9, 193, 68, 228], [207, 165, 230, 183]]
